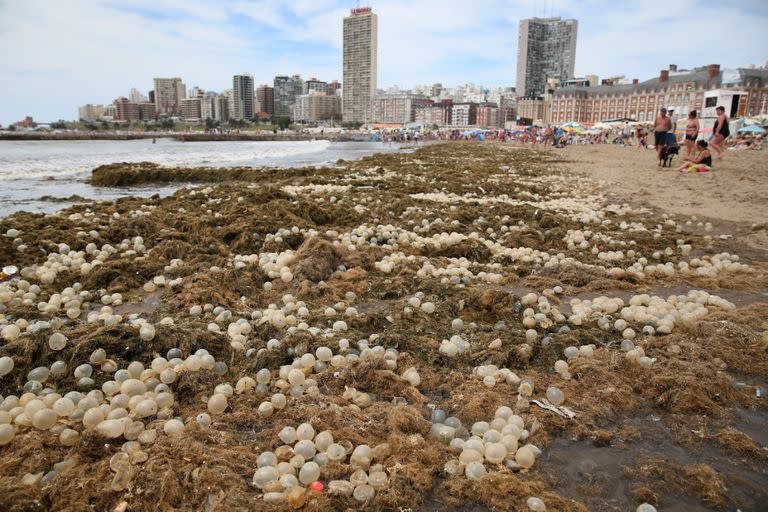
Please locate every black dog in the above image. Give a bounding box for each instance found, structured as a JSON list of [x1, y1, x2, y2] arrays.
[[659, 144, 679, 167]]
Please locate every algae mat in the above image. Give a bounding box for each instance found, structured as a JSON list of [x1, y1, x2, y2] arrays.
[[0, 142, 766, 512]]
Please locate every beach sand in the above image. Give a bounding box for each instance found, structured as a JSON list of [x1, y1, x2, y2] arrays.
[[561, 143, 768, 254]]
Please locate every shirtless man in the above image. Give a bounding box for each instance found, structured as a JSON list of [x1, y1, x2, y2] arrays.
[[653, 108, 672, 165]]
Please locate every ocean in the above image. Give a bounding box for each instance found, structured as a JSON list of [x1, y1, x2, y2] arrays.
[[0, 138, 396, 217]]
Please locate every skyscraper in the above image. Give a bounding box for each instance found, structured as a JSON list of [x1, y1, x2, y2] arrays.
[[232, 74, 255, 121], [342, 7, 377, 123], [273, 75, 303, 117], [257, 85, 275, 116], [303, 78, 328, 95], [516, 17, 578, 98], [153, 78, 186, 116], [129, 88, 148, 103]]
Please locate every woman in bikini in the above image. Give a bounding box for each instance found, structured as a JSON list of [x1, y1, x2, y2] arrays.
[[675, 139, 712, 173], [684, 110, 700, 158], [710, 106, 729, 159]]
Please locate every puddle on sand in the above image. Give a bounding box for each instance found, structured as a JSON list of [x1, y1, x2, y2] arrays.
[[735, 407, 768, 447], [112, 290, 166, 316], [537, 414, 768, 512]]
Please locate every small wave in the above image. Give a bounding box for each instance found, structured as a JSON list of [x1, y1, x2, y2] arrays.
[[0, 140, 335, 180]]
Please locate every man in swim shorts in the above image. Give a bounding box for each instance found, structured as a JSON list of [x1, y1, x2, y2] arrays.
[[653, 108, 672, 165]]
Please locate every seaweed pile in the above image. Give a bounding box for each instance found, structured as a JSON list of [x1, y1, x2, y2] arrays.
[[0, 143, 766, 512]]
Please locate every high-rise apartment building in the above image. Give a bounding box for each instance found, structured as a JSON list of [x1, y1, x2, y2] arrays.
[[232, 74, 255, 121], [304, 78, 328, 95], [215, 96, 230, 122], [153, 78, 186, 116], [78, 104, 105, 122], [274, 75, 304, 117], [257, 85, 275, 116], [113, 97, 155, 122], [373, 92, 430, 124], [327, 80, 342, 96], [201, 91, 218, 121], [342, 7, 377, 123], [292, 92, 342, 123], [451, 103, 478, 127], [415, 102, 453, 128], [516, 17, 577, 98], [181, 97, 202, 120], [129, 88, 148, 103]]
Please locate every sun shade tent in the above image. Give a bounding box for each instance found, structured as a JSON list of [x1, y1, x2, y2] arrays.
[[737, 124, 766, 134]]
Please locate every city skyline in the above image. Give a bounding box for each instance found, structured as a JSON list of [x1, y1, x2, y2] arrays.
[[1, 0, 767, 124]]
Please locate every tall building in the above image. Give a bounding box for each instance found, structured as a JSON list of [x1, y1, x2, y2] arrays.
[[327, 80, 342, 96], [153, 78, 186, 116], [181, 97, 202, 120], [451, 103, 478, 127], [257, 85, 275, 116], [232, 74, 255, 121], [476, 103, 500, 128], [292, 92, 341, 122], [274, 75, 304, 117], [78, 104, 105, 122], [129, 88, 148, 103], [113, 97, 154, 122], [304, 78, 328, 95], [373, 91, 430, 124], [215, 96, 230, 122], [415, 102, 452, 128], [516, 17, 578, 98], [201, 91, 218, 121], [342, 7, 377, 123]]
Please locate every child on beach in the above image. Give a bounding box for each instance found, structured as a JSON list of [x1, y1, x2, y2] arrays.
[[683, 111, 700, 158], [674, 139, 712, 173]]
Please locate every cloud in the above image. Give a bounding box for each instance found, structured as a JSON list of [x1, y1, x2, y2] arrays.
[[0, 0, 766, 124]]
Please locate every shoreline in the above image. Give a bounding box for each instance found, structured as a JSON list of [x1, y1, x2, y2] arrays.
[[0, 132, 374, 142]]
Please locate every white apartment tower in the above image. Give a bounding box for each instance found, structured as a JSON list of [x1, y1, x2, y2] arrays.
[[342, 7, 377, 123], [232, 74, 255, 121], [153, 78, 186, 116]]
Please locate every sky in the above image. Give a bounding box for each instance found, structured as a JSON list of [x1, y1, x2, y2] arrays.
[[1, 0, 767, 124]]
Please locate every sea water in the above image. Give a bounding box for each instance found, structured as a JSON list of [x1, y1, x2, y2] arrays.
[[0, 139, 397, 217]]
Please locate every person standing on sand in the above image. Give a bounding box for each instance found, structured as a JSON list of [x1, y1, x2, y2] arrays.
[[683, 111, 700, 158], [710, 106, 730, 159], [667, 108, 679, 138], [653, 108, 672, 164]]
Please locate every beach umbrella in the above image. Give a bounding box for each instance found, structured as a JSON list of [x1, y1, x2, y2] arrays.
[[737, 125, 766, 134], [561, 121, 583, 128], [591, 122, 613, 130]]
